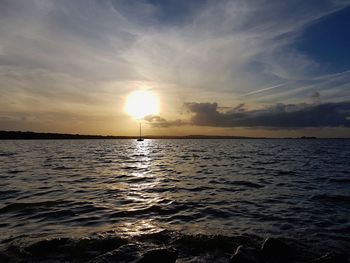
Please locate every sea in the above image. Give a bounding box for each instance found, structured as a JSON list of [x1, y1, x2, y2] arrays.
[[0, 139, 349, 262]]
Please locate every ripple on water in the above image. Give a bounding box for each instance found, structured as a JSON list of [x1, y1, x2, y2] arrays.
[[0, 139, 349, 260]]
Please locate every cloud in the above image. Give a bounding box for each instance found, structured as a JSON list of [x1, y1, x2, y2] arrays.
[[144, 114, 186, 128], [159, 101, 350, 128], [311, 92, 320, 99], [0, 0, 349, 134]]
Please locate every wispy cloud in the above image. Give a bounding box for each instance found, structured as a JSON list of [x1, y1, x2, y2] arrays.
[[238, 83, 288, 97], [0, 0, 349, 134]]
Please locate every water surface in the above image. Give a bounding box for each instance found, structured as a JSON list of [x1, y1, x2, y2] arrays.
[[0, 139, 349, 261]]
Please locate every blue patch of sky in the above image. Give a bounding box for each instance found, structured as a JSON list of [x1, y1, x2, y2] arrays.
[[145, 0, 207, 26], [296, 6, 350, 73]]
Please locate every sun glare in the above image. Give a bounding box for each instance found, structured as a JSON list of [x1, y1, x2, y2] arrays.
[[125, 90, 160, 119]]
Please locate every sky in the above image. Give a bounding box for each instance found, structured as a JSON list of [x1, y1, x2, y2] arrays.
[[0, 0, 350, 137]]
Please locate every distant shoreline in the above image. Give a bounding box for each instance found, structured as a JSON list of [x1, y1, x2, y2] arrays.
[[1, 130, 349, 140]]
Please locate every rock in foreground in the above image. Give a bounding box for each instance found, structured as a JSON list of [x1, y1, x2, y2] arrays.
[[230, 245, 260, 263], [261, 237, 294, 263], [311, 252, 348, 263], [137, 248, 178, 263]]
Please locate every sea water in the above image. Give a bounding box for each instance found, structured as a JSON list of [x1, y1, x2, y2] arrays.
[[0, 139, 349, 261]]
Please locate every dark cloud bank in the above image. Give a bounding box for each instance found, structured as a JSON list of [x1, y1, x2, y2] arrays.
[[146, 101, 350, 129]]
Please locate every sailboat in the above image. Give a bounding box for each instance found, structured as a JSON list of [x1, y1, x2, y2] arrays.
[[137, 122, 144, 141]]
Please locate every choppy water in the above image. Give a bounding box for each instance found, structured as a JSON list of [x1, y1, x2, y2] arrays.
[[0, 139, 349, 262]]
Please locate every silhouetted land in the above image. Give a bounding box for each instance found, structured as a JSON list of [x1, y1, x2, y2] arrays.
[[0, 131, 253, 140], [1, 130, 348, 140], [0, 131, 132, 140]]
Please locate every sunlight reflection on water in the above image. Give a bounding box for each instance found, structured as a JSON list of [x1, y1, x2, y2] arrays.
[[0, 139, 349, 253], [118, 219, 163, 237]]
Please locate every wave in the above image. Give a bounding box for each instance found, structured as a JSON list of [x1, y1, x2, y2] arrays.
[[0, 152, 16, 157], [0, 200, 71, 213], [1, 139, 349, 262], [327, 178, 350, 184], [0, 190, 19, 199], [311, 194, 350, 204], [0, 231, 347, 263], [109, 203, 190, 218], [229, 180, 264, 188]]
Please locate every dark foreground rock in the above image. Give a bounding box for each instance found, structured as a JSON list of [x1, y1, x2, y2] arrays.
[[137, 248, 178, 263], [229, 238, 293, 263], [91, 243, 143, 263], [230, 245, 260, 263], [90, 244, 177, 263], [229, 237, 349, 263], [311, 252, 348, 263], [261, 237, 294, 263], [1, 232, 348, 262], [0, 251, 11, 262]]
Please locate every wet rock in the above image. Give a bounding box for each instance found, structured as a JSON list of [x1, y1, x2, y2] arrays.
[[73, 236, 127, 258], [230, 245, 261, 263], [25, 237, 72, 256], [311, 252, 348, 263], [137, 248, 178, 263], [261, 237, 293, 263], [0, 251, 12, 262], [90, 243, 143, 263]]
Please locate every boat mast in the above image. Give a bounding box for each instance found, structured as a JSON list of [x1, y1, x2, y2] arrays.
[[139, 122, 142, 139]]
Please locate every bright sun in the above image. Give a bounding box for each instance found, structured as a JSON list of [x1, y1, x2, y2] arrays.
[[125, 90, 160, 119]]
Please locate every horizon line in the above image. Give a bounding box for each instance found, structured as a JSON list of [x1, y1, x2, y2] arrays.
[[1, 130, 350, 139]]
